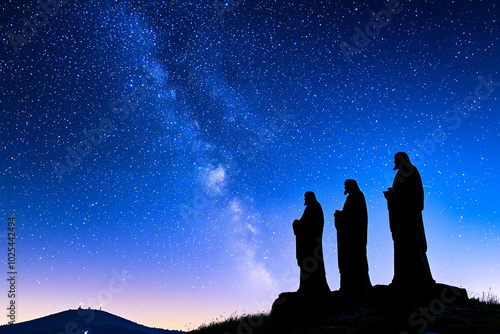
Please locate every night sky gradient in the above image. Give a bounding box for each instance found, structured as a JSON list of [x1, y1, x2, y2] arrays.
[[1, 0, 499, 331]]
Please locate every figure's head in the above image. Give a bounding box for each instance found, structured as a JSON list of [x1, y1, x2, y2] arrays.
[[393, 152, 411, 170], [304, 191, 317, 206], [344, 179, 360, 195]]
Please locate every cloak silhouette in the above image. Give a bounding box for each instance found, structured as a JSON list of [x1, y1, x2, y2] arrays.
[[384, 152, 435, 288], [293, 191, 330, 294], [335, 179, 372, 293]]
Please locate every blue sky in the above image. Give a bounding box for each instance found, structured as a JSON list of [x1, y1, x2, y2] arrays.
[[1, 0, 499, 330]]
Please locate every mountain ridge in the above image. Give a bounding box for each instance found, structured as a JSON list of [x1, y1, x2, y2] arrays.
[[0, 309, 185, 334]]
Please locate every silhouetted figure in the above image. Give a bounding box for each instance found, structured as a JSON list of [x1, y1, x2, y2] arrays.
[[293, 191, 330, 294], [334, 179, 372, 293], [384, 152, 435, 289]]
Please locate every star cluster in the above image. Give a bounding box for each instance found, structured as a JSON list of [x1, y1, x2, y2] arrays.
[[1, 0, 499, 330]]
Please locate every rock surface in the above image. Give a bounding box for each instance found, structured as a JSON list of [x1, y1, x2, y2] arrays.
[[271, 283, 468, 317]]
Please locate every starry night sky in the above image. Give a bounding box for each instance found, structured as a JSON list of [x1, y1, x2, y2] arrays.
[[1, 0, 499, 331]]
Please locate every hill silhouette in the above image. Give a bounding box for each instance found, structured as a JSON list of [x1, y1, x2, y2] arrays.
[[190, 293, 500, 334], [0, 309, 184, 334]]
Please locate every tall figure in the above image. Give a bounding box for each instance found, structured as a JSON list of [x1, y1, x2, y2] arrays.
[[293, 191, 330, 294], [384, 152, 435, 288], [334, 179, 372, 293]]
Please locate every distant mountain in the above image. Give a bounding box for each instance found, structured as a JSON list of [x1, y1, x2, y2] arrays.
[[0, 309, 185, 334]]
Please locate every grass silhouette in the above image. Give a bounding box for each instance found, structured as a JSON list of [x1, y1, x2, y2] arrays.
[[189, 292, 500, 334]]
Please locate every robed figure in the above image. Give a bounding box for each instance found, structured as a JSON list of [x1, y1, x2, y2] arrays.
[[334, 179, 372, 293], [293, 191, 330, 294], [384, 152, 435, 288]]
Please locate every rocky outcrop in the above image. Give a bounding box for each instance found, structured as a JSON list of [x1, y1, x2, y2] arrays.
[[271, 283, 468, 318]]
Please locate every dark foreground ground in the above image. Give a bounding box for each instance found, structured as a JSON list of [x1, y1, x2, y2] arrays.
[[189, 292, 500, 334]]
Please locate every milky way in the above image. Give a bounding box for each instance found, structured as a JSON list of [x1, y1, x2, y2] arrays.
[[1, 0, 499, 330]]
